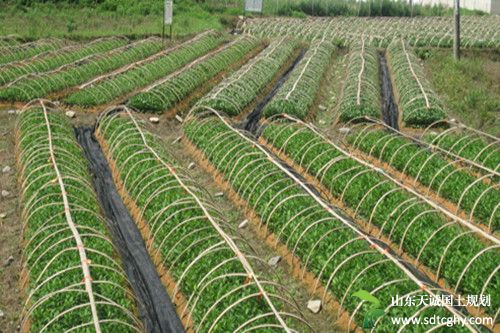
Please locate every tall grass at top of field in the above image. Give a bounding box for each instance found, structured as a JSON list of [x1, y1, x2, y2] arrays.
[[0, 0, 233, 40], [1, 0, 488, 40], [419, 48, 500, 135]]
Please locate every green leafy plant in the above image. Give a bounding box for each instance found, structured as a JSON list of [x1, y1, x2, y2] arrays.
[[127, 35, 261, 113], [16, 106, 141, 332], [338, 39, 381, 122], [65, 31, 225, 107], [423, 132, 500, 173], [261, 122, 498, 315], [347, 129, 500, 229], [183, 115, 477, 332], [262, 39, 335, 120], [196, 38, 299, 116], [0, 37, 126, 85], [97, 113, 307, 332], [0, 39, 163, 102], [0, 38, 69, 65], [386, 39, 447, 126]]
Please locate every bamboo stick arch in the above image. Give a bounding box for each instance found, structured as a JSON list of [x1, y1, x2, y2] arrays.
[[183, 107, 484, 332], [16, 100, 143, 332], [258, 114, 498, 321], [341, 120, 499, 232], [96, 106, 310, 332]]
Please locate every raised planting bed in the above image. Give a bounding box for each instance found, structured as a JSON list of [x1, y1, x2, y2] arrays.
[[127, 35, 262, 114], [196, 38, 299, 117], [337, 38, 381, 122], [386, 39, 447, 127], [262, 38, 335, 120], [422, 128, 500, 175], [0, 38, 70, 65], [0, 39, 163, 102], [96, 108, 309, 332], [0, 37, 127, 86], [182, 110, 483, 332], [16, 101, 142, 332], [346, 127, 500, 231], [259, 117, 499, 317], [64, 31, 226, 107]]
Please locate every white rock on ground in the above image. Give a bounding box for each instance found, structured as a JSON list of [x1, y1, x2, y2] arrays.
[[307, 299, 322, 313], [175, 115, 183, 123], [318, 105, 327, 111], [1, 190, 10, 197], [338, 127, 350, 134], [0, 309, 4, 318], [188, 162, 195, 170], [238, 219, 248, 229], [214, 192, 224, 198], [149, 117, 160, 124], [65, 110, 76, 118], [268, 256, 281, 267], [0, 213, 6, 219], [2, 165, 11, 173], [7, 110, 16, 115]]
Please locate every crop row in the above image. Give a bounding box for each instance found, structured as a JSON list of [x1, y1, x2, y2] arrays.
[[0, 36, 22, 47], [197, 37, 299, 117], [423, 131, 500, 174], [262, 38, 334, 120], [347, 128, 500, 230], [96, 109, 308, 332], [127, 35, 262, 114], [64, 31, 225, 107], [242, 16, 500, 48], [386, 39, 447, 127], [183, 111, 479, 332], [0, 38, 127, 86], [16, 103, 141, 332], [338, 38, 381, 122], [0, 38, 69, 65], [259, 118, 498, 315], [0, 39, 163, 102]]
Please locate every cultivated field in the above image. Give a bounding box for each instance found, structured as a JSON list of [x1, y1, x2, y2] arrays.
[[0, 14, 498, 333]]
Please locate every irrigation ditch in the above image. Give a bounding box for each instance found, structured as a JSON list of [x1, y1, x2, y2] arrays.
[[75, 125, 185, 333], [379, 51, 399, 130], [242, 48, 306, 133]]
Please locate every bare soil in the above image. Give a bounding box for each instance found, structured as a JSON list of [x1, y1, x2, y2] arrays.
[[0, 108, 22, 333]]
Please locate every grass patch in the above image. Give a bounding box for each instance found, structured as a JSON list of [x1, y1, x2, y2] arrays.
[[419, 49, 500, 135], [0, 1, 231, 40]]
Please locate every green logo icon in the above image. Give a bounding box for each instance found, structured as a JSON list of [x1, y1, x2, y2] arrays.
[[353, 290, 385, 329]]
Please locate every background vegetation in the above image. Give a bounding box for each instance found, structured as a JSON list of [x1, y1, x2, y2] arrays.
[[420, 49, 500, 135], [0, 0, 486, 40]]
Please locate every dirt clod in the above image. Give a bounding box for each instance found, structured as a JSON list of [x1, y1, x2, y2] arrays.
[[1, 190, 10, 197], [2, 166, 11, 173], [149, 117, 160, 124]]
